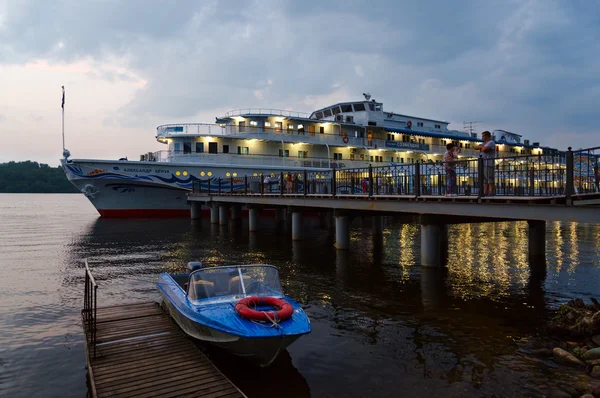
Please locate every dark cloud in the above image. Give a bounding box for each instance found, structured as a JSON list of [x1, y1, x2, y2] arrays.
[[1, 0, 599, 149]]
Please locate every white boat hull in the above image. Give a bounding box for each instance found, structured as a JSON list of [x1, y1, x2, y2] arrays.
[[61, 158, 326, 217]]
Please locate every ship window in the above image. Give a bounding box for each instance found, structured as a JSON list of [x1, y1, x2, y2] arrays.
[[374, 104, 381, 111], [183, 142, 192, 154], [308, 125, 315, 135], [195, 142, 204, 153], [237, 146, 241, 154], [222, 144, 229, 153], [287, 124, 294, 132], [298, 150, 308, 158], [208, 142, 217, 154], [417, 122, 424, 127], [319, 126, 325, 134], [315, 112, 323, 119], [264, 121, 271, 128], [239, 121, 245, 132], [174, 142, 182, 153], [368, 103, 375, 111], [250, 120, 258, 127], [353, 103, 366, 111], [333, 153, 342, 160], [297, 124, 304, 133], [323, 109, 332, 117], [332, 106, 341, 115], [434, 124, 441, 129], [242, 147, 249, 155], [278, 149, 289, 157], [275, 121, 282, 132], [341, 104, 353, 112]]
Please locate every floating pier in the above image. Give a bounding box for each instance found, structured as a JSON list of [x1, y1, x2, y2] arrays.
[[82, 261, 246, 398]]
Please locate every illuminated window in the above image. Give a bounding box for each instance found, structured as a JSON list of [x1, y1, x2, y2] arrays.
[[176, 171, 181, 176], [250, 120, 258, 127], [226, 172, 231, 177], [253, 173, 258, 177], [233, 173, 237, 177], [207, 172, 213, 176], [200, 172, 205, 176], [183, 171, 188, 176], [264, 121, 271, 128]]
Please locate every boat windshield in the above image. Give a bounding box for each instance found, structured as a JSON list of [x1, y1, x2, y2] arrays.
[[187, 265, 283, 302]]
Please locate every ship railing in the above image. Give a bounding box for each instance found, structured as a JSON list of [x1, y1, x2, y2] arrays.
[[224, 109, 310, 118], [191, 152, 577, 199], [82, 259, 98, 358], [156, 123, 226, 137]]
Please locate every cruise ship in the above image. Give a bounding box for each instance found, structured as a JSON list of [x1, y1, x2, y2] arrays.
[[61, 94, 558, 217]]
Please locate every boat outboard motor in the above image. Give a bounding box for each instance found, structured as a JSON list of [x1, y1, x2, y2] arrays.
[[187, 261, 204, 273]]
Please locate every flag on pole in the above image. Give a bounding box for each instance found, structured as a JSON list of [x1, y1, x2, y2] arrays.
[[61, 86, 65, 109]]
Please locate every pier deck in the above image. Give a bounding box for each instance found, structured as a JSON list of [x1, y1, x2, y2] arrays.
[[83, 302, 246, 398]]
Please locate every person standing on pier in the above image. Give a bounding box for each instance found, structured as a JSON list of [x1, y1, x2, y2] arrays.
[[443, 143, 459, 196], [474, 131, 496, 196]]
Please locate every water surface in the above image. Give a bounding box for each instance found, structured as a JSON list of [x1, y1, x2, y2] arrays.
[[0, 194, 599, 397]]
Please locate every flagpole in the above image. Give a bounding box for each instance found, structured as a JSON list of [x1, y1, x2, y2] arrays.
[[61, 86, 65, 152]]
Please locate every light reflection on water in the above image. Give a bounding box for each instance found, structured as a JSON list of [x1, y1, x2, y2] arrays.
[[0, 194, 599, 397]]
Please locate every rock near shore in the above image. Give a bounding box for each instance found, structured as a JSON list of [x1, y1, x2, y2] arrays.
[[553, 347, 585, 367]]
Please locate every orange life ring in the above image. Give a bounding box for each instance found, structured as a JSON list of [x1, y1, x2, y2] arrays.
[[406, 120, 412, 129], [235, 296, 294, 321], [342, 135, 349, 144]]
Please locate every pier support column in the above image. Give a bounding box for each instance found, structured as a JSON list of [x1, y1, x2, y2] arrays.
[[231, 205, 241, 222], [372, 216, 383, 236], [190, 202, 201, 220], [219, 205, 229, 226], [291, 211, 304, 241], [335, 213, 351, 250], [249, 207, 260, 232], [420, 216, 449, 268], [274, 207, 286, 223], [210, 204, 219, 224], [528, 220, 546, 272]]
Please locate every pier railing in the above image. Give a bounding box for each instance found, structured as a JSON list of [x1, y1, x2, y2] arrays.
[[191, 148, 599, 201], [82, 259, 98, 358]]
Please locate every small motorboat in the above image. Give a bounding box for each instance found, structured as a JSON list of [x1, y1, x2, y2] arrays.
[[157, 262, 311, 366]]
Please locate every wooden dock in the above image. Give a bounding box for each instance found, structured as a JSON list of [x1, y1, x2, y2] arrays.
[[83, 300, 247, 398]]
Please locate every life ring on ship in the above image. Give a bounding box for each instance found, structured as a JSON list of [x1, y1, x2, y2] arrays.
[[235, 296, 293, 322], [406, 120, 412, 129], [342, 135, 349, 144]]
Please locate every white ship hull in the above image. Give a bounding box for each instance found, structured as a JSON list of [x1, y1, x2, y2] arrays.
[[61, 158, 327, 217]]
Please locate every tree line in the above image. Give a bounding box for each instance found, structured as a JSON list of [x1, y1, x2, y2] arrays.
[[0, 161, 79, 193]]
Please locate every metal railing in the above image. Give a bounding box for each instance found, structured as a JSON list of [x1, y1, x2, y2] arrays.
[[190, 149, 599, 202], [82, 259, 98, 358], [224, 108, 310, 118]]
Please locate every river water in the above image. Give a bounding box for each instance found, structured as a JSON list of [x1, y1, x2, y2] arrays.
[[0, 194, 599, 397]]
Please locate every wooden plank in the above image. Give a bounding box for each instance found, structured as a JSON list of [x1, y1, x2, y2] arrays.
[[84, 301, 245, 398]]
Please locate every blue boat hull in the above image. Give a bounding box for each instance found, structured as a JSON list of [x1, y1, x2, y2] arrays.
[[157, 272, 310, 366]]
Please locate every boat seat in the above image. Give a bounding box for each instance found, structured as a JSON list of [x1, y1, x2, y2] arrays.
[[188, 280, 215, 300], [228, 275, 252, 294]]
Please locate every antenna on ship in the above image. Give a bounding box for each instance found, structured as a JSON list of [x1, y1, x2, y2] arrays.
[[463, 120, 482, 136], [362, 93, 371, 101]]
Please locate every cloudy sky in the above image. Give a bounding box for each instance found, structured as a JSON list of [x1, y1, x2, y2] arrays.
[[1, 0, 599, 165]]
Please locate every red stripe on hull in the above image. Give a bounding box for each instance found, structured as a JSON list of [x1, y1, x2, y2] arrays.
[[98, 209, 192, 218]]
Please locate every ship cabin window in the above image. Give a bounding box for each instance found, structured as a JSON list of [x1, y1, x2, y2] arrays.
[[237, 146, 249, 155], [315, 111, 323, 119], [459, 142, 463, 148], [174, 142, 182, 153], [400, 158, 405, 163], [465, 143, 471, 149], [239, 121, 245, 132], [368, 103, 375, 111], [402, 135, 410, 143], [183, 142, 192, 154], [323, 109, 332, 117], [353, 103, 366, 111], [333, 153, 342, 160], [275, 122, 282, 132], [287, 124, 294, 133], [298, 124, 305, 134], [418, 139, 425, 145], [341, 104, 353, 113], [387, 133, 394, 141], [434, 124, 441, 129], [278, 149, 290, 157], [264, 121, 271, 129], [332, 106, 341, 115], [308, 125, 316, 135], [222, 145, 229, 154], [374, 104, 381, 112], [298, 150, 308, 158], [195, 142, 204, 153], [250, 120, 258, 127], [208, 142, 218, 154], [417, 122, 424, 127]]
